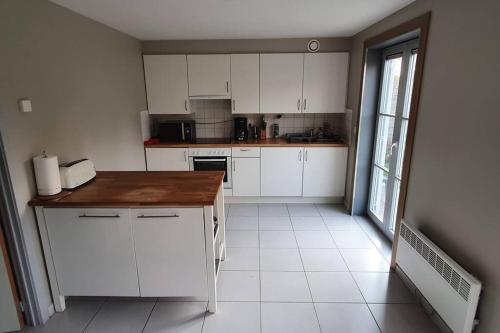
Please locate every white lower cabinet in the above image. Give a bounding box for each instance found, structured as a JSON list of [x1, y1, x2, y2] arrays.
[[232, 158, 260, 196], [132, 208, 207, 297], [303, 147, 348, 197], [44, 208, 139, 296], [261, 147, 304, 196], [145, 148, 189, 171]]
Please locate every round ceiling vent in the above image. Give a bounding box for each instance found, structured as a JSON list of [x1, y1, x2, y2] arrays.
[[307, 39, 320, 52]]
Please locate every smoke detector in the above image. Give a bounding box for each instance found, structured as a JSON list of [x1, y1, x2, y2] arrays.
[[307, 39, 320, 52]]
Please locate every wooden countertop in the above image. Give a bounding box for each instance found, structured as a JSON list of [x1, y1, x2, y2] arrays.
[[29, 171, 225, 208], [145, 138, 348, 148]]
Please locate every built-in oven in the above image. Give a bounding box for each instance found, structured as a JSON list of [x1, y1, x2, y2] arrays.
[[188, 148, 232, 189]]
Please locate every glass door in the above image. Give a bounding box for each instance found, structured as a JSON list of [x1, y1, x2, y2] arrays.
[[368, 39, 418, 239]]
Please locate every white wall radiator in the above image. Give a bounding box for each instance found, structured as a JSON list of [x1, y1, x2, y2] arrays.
[[396, 221, 482, 333]]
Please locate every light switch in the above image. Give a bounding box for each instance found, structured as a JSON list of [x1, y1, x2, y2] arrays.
[[18, 99, 32, 113]]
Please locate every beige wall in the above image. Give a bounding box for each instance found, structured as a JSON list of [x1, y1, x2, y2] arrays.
[[347, 0, 500, 332], [142, 37, 351, 54], [0, 0, 147, 321]]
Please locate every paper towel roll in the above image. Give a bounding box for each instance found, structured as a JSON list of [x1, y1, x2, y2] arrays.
[[33, 154, 62, 196]]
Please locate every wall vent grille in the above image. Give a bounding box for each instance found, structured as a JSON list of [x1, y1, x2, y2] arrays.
[[399, 223, 470, 301]]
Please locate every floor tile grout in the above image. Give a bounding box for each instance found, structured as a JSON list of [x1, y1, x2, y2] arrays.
[[139, 301, 157, 333], [288, 204, 324, 333], [81, 300, 106, 333]]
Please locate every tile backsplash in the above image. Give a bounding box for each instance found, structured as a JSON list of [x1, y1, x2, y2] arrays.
[[150, 99, 348, 140]]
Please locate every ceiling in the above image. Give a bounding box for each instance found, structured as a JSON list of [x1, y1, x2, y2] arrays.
[[49, 0, 415, 40]]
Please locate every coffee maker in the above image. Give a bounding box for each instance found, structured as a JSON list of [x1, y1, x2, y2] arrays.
[[234, 117, 248, 141]]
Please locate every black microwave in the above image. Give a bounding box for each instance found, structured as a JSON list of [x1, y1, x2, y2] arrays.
[[157, 121, 196, 142]]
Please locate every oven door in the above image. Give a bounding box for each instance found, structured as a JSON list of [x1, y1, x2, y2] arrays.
[[190, 157, 232, 188]]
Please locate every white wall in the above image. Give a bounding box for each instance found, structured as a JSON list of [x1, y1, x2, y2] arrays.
[[0, 0, 147, 321]]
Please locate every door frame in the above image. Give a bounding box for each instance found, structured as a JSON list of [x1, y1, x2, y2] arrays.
[[367, 39, 419, 240], [0, 132, 43, 326], [349, 13, 431, 267], [0, 210, 24, 330]]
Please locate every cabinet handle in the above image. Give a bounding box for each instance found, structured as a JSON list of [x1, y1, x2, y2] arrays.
[[305, 150, 308, 161], [240, 148, 251, 151], [297, 99, 300, 110], [79, 214, 120, 218], [184, 100, 188, 111], [303, 99, 307, 111], [184, 150, 187, 162], [233, 160, 236, 172], [232, 99, 236, 111], [226, 81, 229, 92], [137, 214, 179, 219], [298, 150, 302, 161]]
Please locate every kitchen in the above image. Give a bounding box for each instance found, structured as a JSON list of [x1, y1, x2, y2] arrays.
[[142, 52, 350, 200], [1, 1, 498, 333]]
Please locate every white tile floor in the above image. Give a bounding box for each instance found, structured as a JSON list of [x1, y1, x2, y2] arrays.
[[24, 204, 441, 333]]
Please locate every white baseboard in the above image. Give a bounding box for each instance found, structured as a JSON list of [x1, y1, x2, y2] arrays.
[[48, 303, 55, 317], [225, 196, 344, 204]]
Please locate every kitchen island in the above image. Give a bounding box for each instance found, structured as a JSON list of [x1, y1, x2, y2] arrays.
[[29, 171, 226, 313]]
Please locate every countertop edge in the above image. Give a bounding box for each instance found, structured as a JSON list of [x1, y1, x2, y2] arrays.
[[144, 140, 349, 148]]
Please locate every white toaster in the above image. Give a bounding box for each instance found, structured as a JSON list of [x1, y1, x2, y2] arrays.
[[59, 159, 96, 189]]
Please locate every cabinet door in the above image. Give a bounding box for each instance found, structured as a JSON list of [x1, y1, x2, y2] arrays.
[[187, 55, 231, 97], [145, 148, 189, 171], [132, 208, 207, 297], [231, 54, 259, 114], [44, 208, 139, 296], [143, 55, 190, 114], [233, 158, 260, 196], [261, 147, 304, 196], [260, 54, 304, 114], [303, 147, 348, 197], [303, 53, 349, 114]]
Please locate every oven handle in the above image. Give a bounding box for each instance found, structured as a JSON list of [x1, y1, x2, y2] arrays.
[[193, 158, 227, 162]]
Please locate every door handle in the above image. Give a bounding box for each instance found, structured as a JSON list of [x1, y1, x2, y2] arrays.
[[298, 150, 302, 161], [79, 214, 120, 218], [305, 150, 308, 161], [137, 214, 179, 219], [303, 99, 307, 111], [390, 142, 399, 155], [226, 81, 229, 93], [297, 99, 300, 111], [184, 100, 188, 111]]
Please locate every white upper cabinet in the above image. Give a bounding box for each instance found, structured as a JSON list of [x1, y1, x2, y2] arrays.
[[302, 147, 348, 197], [303, 53, 349, 114], [260, 53, 304, 114], [231, 54, 260, 114], [143, 55, 190, 114], [187, 55, 231, 98]]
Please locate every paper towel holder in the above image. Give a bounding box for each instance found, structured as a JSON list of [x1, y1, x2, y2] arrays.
[[33, 151, 62, 196]]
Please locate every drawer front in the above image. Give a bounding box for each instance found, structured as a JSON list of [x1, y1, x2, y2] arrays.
[[131, 208, 208, 297], [44, 208, 139, 296], [231, 147, 261, 158]]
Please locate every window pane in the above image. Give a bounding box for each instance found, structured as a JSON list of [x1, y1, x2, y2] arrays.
[[389, 179, 401, 233], [395, 119, 408, 179], [374, 115, 395, 170], [380, 56, 402, 116], [403, 51, 418, 118], [370, 167, 389, 222]]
